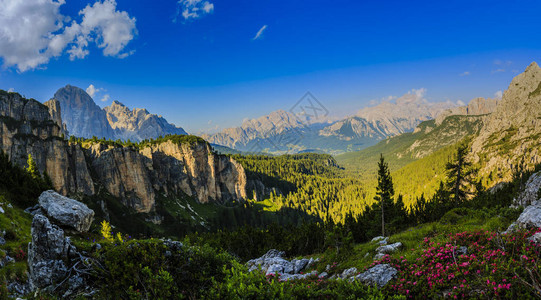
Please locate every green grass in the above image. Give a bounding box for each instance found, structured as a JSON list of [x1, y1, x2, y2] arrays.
[[314, 206, 520, 277]]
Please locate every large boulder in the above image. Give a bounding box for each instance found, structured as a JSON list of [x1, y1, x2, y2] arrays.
[[514, 201, 541, 229], [38, 190, 94, 232], [28, 214, 76, 289], [355, 264, 397, 287]]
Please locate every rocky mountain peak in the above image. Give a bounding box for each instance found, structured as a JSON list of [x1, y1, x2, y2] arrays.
[[471, 61, 541, 181], [53, 85, 115, 139]]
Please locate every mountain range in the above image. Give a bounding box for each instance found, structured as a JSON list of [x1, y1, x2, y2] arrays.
[[203, 89, 458, 154], [53, 85, 187, 141]]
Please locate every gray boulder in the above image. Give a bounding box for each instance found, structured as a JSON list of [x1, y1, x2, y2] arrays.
[[28, 214, 76, 289], [514, 201, 541, 229], [292, 258, 309, 274], [38, 190, 94, 232], [376, 242, 402, 254], [355, 264, 397, 287], [371, 236, 388, 245], [374, 253, 386, 261]]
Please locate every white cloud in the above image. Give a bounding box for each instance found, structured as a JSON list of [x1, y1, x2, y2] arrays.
[[101, 94, 111, 102], [86, 84, 105, 98], [253, 25, 268, 40], [460, 71, 470, 76], [492, 68, 505, 74], [0, 0, 137, 72], [456, 100, 466, 106], [494, 90, 503, 99], [176, 0, 214, 21], [7, 88, 15, 93]]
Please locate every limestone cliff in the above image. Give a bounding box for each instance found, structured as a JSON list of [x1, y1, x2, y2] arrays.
[[0, 90, 248, 215], [435, 97, 499, 125], [0, 90, 94, 196], [471, 62, 541, 182], [86, 140, 247, 213]]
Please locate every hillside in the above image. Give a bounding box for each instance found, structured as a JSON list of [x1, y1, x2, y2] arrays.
[[336, 114, 485, 181]]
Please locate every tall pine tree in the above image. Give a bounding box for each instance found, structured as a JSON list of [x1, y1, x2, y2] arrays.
[[445, 143, 476, 204], [374, 154, 394, 237]]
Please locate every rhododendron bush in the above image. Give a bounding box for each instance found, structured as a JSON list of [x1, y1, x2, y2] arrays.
[[372, 228, 541, 298]]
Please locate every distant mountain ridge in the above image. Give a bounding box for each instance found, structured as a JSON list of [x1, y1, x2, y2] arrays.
[[53, 85, 187, 141], [204, 90, 457, 154]]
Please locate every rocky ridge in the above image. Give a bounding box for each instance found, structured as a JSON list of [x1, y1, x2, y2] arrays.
[[471, 62, 541, 182], [53, 85, 188, 142], [104, 100, 187, 141], [0, 90, 248, 214], [435, 97, 499, 125]]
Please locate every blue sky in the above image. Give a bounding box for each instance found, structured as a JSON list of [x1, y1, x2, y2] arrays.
[[0, 0, 540, 133]]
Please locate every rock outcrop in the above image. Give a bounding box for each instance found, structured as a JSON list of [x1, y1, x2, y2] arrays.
[[38, 190, 94, 232], [0, 89, 248, 214], [28, 214, 78, 290], [513, 171, 541, 207], [246, 249, 319, 281], [0, 90, 95, 196], [87, 140, 247, 213], [471, 62, 541, 182], [355, 264, 397, 287], [435, 97, 499, 125]]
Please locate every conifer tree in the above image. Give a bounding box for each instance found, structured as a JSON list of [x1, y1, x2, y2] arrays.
[[445, 143, 476, 203], [374, 154, 394, 237], [26, 154, 40, 180]]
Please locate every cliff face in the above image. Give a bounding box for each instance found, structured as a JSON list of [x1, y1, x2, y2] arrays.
[[435, 97, 499, 125], [0, 90, 248, 214], [85, 140, 247, 213], [0, 91, 94, 196], [471, 62, 541, 181]]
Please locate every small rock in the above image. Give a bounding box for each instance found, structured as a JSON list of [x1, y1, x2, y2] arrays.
[[341, 267, 357, 278], [325, 264, 331, 272], [456, 246, 468, 256], [373, 253, 386, 261], [355, 264, 398, 287], [319, 272, 328, 279], [0, 207, 4, 214], [376, 242, 402, 254], [0, 236, 5, 246], [371, 236, 388, 245], [528, 232, 541, 244]]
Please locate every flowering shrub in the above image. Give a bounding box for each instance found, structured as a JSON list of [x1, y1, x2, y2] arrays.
[[371, 228, 541, 298]]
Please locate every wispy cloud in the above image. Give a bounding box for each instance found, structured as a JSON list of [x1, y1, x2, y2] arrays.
[[492, 68, 505, 74], [459, 71, 470, 76], [494, 90, 503, 99], [101, 94, 111, 102], [252, 25, 268, 40], [175, 0, 214, 22], [7, 88, 14, 93]]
